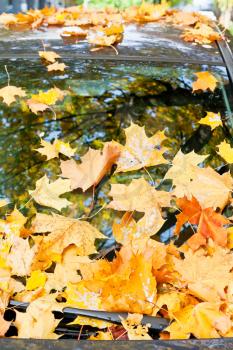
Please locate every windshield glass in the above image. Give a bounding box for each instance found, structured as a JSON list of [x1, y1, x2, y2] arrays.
[[0, 59, 232, 242]]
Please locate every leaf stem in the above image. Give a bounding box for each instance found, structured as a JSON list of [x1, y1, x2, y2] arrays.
[[4, 65, 10, 86]]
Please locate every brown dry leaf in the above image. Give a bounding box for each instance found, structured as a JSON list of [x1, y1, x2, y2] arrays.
[[31, 213, 106, 269], [47, 62, 67, 72], [173, 247, 233, 302], [35, 139, 76, 160], [120, 313, 152, 340], [0, 85, 26, 106], [60, 142, 120, 191], [29, 175, 72, 211], [192, 72, 218, 92], [39, 51, 60, 63], [114, 122, 168, 172]]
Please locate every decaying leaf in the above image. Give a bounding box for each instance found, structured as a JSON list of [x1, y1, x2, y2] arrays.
[[61, 142, 120, 191], [0, 85, 26, 106], [192, 72, 218, 92], [29, 175, 72, 211]]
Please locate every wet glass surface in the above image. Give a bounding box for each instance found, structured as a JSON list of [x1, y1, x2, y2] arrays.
[[0, 23, 223, 65], [0, 59, 232, 242]]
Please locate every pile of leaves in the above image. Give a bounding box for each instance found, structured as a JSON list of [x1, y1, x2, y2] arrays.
[[0, 2, 222, 51], [0, 61, 233, 340]]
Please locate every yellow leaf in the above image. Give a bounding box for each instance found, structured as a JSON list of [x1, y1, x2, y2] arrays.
[[164, 150, 208, 198], [115, 122, 168, 172], [39, 50, 60, 63], [47, 62, 67, 72], [35, 139, 76, 160], [26, 270, 47, 291], [173, 247, 233, 302], [29, 175, 72, 211], [0, 85, 26, 105], [31, 87, 65, 106], [14, 295, 62, 339], [31, 213, 106, 269], [192, 72, 218, 92], [120, 313, 152, 340], [108, 177, 171, 212], [198, 112, 222, 130], [60, 142, 120, 191], [217, 140, 233, 164], [0, 199, 8, 208]]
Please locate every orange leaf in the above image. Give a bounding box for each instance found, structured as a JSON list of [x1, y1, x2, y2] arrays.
[[175, 196, 229, 250], [192, 72, 218, 92]]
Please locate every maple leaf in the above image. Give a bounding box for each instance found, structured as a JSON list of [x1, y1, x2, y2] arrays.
[[171, 10, 198, 26], [164, 150, 208, 198], [14, 295, 62, 339], [27, 87, 65, 114], [120, 313, 152, 340], [47, 62, 67, 72], [114, 122, 168, 172], [173, 247, 233, 302], [113, 209, 165, 245], [198, 112, 222, 130], [164, 302, 231, 339], [192, 72, 218, 92], [0, 85, 26, 106], [31, 213, 106, 269], [7, 237, 37, 276], [45, 246, 82, 292], [0, 207, 27, 240], [108, 177, 171, 212], [175, 196, 229, 249], [60, 142, 120, 191], [217, 141, 233, 164], [182, 23, 221, 44], [26, 270, 47, 291], [88, 33, 122, 47], [187, 167, 233, 210], [26, 99, 50, 114], [35, 139, 76, 160], [38, 50, 60, 63], [29, 175, 72, 211]]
